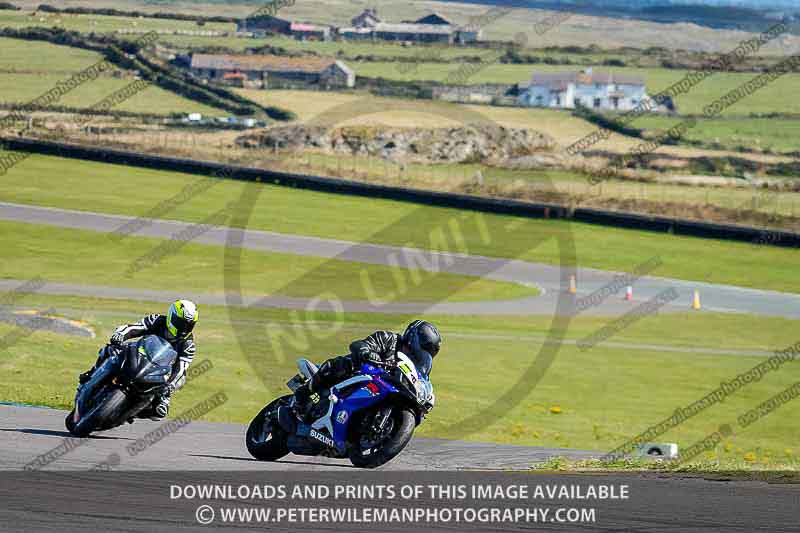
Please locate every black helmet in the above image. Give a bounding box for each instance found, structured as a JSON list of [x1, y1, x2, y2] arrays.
[[402, 320, 441, 359]]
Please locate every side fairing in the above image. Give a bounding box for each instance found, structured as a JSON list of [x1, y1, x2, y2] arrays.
[[331, 385, 386, 449]]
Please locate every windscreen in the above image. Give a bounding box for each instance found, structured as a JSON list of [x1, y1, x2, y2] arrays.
[[136, 336, 178, 376], [409, 350, 433, 378]]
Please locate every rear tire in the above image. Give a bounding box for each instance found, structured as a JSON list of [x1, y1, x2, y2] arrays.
[[246, 397, 290, 461], [66, 388, 128, 438], [349, 407, 415, 469]]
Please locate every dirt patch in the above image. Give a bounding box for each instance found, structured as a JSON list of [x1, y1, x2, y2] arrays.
[[0, 309, 96, 338]]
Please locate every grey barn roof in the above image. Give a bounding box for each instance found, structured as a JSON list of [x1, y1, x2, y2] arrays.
[[190, 54, 339, 74]]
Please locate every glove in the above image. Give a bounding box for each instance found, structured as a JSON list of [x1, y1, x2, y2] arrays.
[[423, 392, 436, 414], [351, 345, 372, 364], [109, 329, 125, 345]]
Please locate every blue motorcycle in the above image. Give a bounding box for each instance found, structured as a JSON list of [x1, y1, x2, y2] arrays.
[[246, 351, 435, 468]]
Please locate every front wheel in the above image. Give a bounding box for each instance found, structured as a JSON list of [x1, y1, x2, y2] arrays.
[[66, 387, 128, 437], [246, 397, 290, 461], [349, 407, 416, 469]]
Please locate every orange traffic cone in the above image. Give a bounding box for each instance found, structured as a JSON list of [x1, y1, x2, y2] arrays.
[[569, 275, 577, 294], [624, 286, 633, 301], [692, 290, 701, 310]]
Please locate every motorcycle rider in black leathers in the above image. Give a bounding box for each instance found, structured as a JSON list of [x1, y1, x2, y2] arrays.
[[78, 299, 198, 420], [292, 320, 442, 418]]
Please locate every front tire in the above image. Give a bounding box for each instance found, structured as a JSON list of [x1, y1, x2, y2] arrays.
[[66, 388, 128, 437], [246, 397, 290, 461], [349, 407, 415, 469]]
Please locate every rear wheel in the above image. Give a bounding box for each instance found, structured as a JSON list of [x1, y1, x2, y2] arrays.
[[246, 397, 290, 461], [348, 407, 415, 469], [66, 388, 128, 437]]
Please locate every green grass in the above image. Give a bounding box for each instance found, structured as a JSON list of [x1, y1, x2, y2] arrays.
[[285, 149, 800, 219], [0, 73, 221, 115], [2, 293, 799, 468], [0, 220, 533, 303], [633, 115, 800, 154], [353, 62, 800, 117], [534, 456, 800, 475], [0, 36, 105, 72], [0, 36, 222, 115], [6, 0, 788, 56], [0, 153, 798, 293], [239, 88, 623, 150], [0, 10, 231, 34]]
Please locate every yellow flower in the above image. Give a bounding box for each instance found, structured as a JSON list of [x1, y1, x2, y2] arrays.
[[785, 449, 793, 456], [550, 406, 562, 414], [743, 452, 757, 462], [723, 443, 732, 453]]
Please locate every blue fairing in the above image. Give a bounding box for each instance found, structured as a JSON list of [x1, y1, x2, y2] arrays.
[[330, 364, 398, 451]]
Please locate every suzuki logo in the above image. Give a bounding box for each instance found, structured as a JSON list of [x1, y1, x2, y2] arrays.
[[310, 429, 334, 447]]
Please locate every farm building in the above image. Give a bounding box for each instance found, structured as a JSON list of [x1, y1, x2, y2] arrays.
[[236, 14, 291, 34], [371, 22, 454, 43], [289, 22, 331, 41], [517, 69, 649, 111], [340, 9, 478, 43], [190, 54, 355, 88], [411, 13, 452, 25]]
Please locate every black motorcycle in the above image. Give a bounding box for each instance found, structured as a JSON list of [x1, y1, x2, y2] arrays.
[[65, 335, 177, 437]]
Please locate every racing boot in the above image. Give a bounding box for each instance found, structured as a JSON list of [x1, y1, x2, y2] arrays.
[[151, 392, 171, 421], [78, 368, 95, 385], [291, 382, 314, 422]]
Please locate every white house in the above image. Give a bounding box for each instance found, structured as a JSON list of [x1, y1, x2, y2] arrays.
[[518, 69, 649, 111]]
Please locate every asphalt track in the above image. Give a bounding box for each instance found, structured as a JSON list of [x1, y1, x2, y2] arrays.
[[3, 204, 800, 531], [0, 405, 596, 471], [2, 201, 800, 318], [2, 405, 799, 532]]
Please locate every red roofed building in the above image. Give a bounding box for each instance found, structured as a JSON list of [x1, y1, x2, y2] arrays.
[[289, 22, 331, 41]]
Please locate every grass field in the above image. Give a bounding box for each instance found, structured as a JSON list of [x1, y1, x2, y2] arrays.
[[0, 10, 231, 34], [0, 37, 222, 115], [287, 150, 800, 218], [1, 293, 798, 468], [240, 89, 800, 163], [0, 220, 535, 303], [1, 0, 799, 474], [0, 73, 221, 115], [10, 0, 800, 54], [239, 88, 642, 152], [0, 153, 798, 293], [634, 115, 800, 154], [0, 36, 105, 72], [158, 31, 630, 66], [353, 62, 800, 117]]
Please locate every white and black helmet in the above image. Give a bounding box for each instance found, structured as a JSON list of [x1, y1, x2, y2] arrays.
[[402, 320, 441, 359]]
